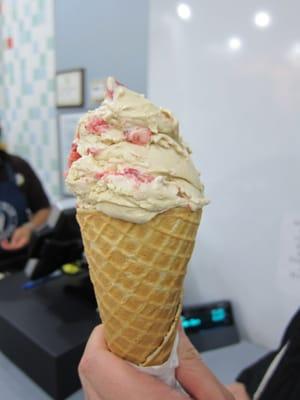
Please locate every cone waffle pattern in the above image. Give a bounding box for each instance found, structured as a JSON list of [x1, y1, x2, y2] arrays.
[[77, 207, 201, 366]]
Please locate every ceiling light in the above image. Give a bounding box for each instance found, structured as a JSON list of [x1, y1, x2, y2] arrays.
[[177, 3, 192, 20], [228, 37, 242, 51], [254, 11, 271, 28], [291, 43, 300, 57]]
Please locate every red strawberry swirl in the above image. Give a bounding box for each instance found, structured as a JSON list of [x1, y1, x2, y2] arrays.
[[95, 167, 154, 185], [68, 143, 81, 168], [85, 118, 110, 134], [106, 88, 114, 99], [87, 147, 101, 157], [123, 168, 154, 183], [95, 171, 105, 180], [106, 79, 124, 100], [124, 127, 152, 145]]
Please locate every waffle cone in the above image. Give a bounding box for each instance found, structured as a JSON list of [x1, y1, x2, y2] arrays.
[[77, 207, 201, 366]]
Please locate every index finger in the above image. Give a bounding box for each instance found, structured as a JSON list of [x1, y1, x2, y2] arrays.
[[177, 329, 234, 400]]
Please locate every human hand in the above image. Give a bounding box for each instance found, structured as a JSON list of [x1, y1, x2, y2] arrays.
[[176, 325, 234, 400], [226, 383, 251, 400], [0, 223, 33, 251], [79, 324, 234, 400]]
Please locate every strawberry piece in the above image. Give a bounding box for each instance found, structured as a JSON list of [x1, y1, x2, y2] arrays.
[[95, 167, 154, 185], [95, 172, 105, 180], [106, 88, 114, 99], [86, 118, 110, 134], [123, 168, 154, 183], [124, 127, 152, 145], [87, 147, 101, 156], [68, 143, 81, 167]]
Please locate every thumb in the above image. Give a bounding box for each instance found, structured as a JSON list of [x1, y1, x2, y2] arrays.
[[10, 228, 28, 248], [176, 327, 234, 400], [10, 229, 23, 244]]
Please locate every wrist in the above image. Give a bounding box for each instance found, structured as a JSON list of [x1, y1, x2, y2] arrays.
[[23, 222, 35, 232]]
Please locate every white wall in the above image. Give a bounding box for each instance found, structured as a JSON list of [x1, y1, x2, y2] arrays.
[[149, 0, 300, 348], [55, 0, 149, 108]]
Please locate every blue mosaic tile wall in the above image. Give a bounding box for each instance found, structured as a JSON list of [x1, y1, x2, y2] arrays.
[[1, 0, 59, 198], [0, 1, 3, 122]]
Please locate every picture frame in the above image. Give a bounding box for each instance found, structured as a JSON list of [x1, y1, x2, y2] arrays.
[[56, 68, 84, 108]]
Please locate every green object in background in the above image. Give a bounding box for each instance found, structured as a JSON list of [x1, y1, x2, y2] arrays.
[[62, 263, 82, 275]]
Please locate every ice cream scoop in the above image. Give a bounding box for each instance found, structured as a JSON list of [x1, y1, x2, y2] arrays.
[[66, 77, 207, 223]]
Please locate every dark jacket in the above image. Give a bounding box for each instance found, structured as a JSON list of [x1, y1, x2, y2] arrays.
[[237, 308, 300, 399]]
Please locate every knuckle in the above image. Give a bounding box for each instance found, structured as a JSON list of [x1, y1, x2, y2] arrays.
[[78, 353, 95, 376]]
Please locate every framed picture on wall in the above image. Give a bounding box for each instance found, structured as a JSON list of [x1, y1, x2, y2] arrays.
[[56, 68, 84, 108]]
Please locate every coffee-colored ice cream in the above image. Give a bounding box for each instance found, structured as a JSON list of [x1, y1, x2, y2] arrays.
[[66, 77, 207, 223]]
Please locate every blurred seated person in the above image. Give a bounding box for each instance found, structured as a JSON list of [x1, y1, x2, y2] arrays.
[[0, 143, 50, 268], [227, 307, 300, 400]]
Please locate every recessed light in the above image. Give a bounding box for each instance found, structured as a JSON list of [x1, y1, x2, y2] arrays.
[[177, 3, 192, 20], [254, 11, 271, 28], [228, 37, 242, 51], [291, 43, 300, 57]]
